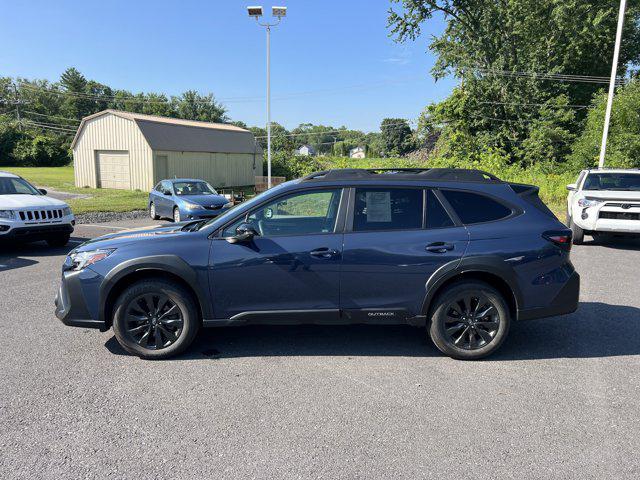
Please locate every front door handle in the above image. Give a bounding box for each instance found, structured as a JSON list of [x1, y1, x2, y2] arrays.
[[426, 242, 454, 253], [310, 247, 339, 259]]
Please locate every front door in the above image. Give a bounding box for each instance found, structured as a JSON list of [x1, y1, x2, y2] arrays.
[[209, 188, 345, 322], [340, 187, 468, 322]]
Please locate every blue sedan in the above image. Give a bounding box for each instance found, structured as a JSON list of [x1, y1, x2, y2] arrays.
[[148, 178, 234, 222]]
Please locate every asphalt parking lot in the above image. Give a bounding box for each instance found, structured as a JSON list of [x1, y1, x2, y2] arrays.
[[1, 219, 640, 479]]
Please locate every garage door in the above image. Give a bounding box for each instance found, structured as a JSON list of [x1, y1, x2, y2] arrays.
[[96, 151, 130, 189]]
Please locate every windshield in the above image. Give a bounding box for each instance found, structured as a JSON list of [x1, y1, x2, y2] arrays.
[[583, 173, 640, 191], [0, 177, 41, 195], [197, 181, 294, 231], [173, 181, 217, 196]]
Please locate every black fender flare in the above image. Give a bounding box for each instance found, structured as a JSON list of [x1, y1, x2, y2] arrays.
[[99, 255, 212, 321], [421, 255, 523, 316]]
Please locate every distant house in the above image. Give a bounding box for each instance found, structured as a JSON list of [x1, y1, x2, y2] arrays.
[[349, 146, 366, 159], [296, 144, 316, 156]]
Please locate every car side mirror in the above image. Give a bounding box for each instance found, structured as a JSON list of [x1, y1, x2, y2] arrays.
[[566, 183, 577, 191], [38, 188, 47, 195], [227, 223, 259, 244]]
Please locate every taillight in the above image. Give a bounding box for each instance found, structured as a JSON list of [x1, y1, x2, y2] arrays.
[[543, 230, 572, 250]]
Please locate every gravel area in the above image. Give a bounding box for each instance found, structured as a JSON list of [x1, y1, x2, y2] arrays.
[[74, 210, 148, 224]]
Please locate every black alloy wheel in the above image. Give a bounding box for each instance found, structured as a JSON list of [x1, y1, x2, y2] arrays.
[[429, 281, 510, 360], [442, 293, 500, 350], [112, 279, 199, 359], [124, 293, 184, 349]]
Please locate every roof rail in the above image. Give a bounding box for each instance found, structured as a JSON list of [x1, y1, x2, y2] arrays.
[[301, 168, 502, 183]]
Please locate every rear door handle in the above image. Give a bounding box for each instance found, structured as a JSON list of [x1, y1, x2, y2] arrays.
[[310, 247, 339, 259], [426, 242, 454, 253]]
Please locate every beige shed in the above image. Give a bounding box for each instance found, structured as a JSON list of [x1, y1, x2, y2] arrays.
[[71, 110, 262, 191]]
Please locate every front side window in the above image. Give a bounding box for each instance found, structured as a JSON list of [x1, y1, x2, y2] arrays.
[[0, 177, 41, 195], [441, 190, 512, 224], [174, 181, 217, 196], [222, 189, 342, 237], [352, 188, 423, 232], [160, 181, 173, 195], [583, 173, 640, 191]]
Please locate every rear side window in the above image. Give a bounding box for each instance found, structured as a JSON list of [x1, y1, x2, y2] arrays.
[[441, 190, 512, 224], [426, 190, 455, 228], [353, 188, 422, 231]]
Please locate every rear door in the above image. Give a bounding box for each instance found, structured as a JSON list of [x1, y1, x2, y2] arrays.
[[340, 187, 468, 322]]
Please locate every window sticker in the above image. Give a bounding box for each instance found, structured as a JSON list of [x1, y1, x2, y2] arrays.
[[366, 191, 392, 222]]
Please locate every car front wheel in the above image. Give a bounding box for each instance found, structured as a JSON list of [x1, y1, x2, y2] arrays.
[[149, 202, 159, 220], [173, 207, 181, 223], [429, 281, 510, 360], [569, 217, 584, 245], [112, 279, 200, 359]]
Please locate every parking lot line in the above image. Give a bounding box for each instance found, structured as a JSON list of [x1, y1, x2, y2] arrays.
[[79, 224, 128, 230]]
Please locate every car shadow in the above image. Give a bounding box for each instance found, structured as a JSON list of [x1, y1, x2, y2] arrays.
[[585, 235, 640, 251], [103, 301, 640, 361], [0, 236, 90, 272]]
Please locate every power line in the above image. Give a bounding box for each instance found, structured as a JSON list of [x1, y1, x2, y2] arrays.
[[478, 101, 591, 109], [474, 68, 626, 85], [22, 110, 80, 124], [253, 120, 417, 139]]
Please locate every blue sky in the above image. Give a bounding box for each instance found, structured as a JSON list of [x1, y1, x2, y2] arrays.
[[0, 0, 456, 132]]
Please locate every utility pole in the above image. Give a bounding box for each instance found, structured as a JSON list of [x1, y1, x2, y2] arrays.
[[598, 0, 627, 169], [247, 6, 287, 189], [14, 83, 22, 131]]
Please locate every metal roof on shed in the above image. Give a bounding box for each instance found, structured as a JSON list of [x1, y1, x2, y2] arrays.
[[71, 109, 259, 154]]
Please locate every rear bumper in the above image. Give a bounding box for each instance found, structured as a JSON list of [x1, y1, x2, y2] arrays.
[[54, 270, 106, 331], [0, 223, 74, 241], [517, 271, 580, 321]]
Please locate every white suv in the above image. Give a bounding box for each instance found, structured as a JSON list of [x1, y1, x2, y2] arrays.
[[0, 171, 75, 247], [567, 168, 640, 244]]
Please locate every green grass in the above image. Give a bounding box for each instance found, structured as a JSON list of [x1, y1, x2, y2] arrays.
[[2, 166, 148, 215]]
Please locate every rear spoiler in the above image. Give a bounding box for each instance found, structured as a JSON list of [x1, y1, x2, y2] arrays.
[[508, 182, 557, 218]]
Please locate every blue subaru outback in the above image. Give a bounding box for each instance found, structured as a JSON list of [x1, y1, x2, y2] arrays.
[[55, 168, 579, 360]]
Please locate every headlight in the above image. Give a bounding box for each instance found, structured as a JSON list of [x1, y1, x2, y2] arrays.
[[66, 248, 115, 271], [0, 210, 15, 220], [578, 198, 601, 208], [62, 206, 72, 216], [183, 202, 201, 210], [223, 202, 234, 208]]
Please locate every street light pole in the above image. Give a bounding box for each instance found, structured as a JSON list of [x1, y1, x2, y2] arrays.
[[598, 0, 627, 169], [247, 6, 286, 189], [266, 24, 271, 188]]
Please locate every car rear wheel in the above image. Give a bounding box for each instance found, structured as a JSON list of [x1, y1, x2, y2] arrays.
[[46, 234, 70, 247], [429, 281, 510, 360], [173, 207, 181, 223], [149, 202, 159, 220], [112, 279, 200, 359], [569, 217, 584, 245]]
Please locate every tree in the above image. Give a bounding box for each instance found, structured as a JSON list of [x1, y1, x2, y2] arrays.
[[172, 90, 228, 123], [388, 0, 640, 164], [380, 118, 414, 156], [59, 67, 93, 120], [570, 80, 640, 169]]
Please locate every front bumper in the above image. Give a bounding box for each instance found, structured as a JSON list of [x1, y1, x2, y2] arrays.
[[573, 204, 640, 233], [0, 222, 74, 241], [517, 270, 580, 321], [54, 269, 106, 330], [181, 207, 232, 220]]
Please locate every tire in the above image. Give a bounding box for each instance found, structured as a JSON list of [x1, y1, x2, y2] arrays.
[[46, 233, 70, 247], [112, 279, 200, 359], [173, 207, 181, 223], [569, 217, 584, 245], [149, 202, 159, 220], [429, 281, 510, 360]]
